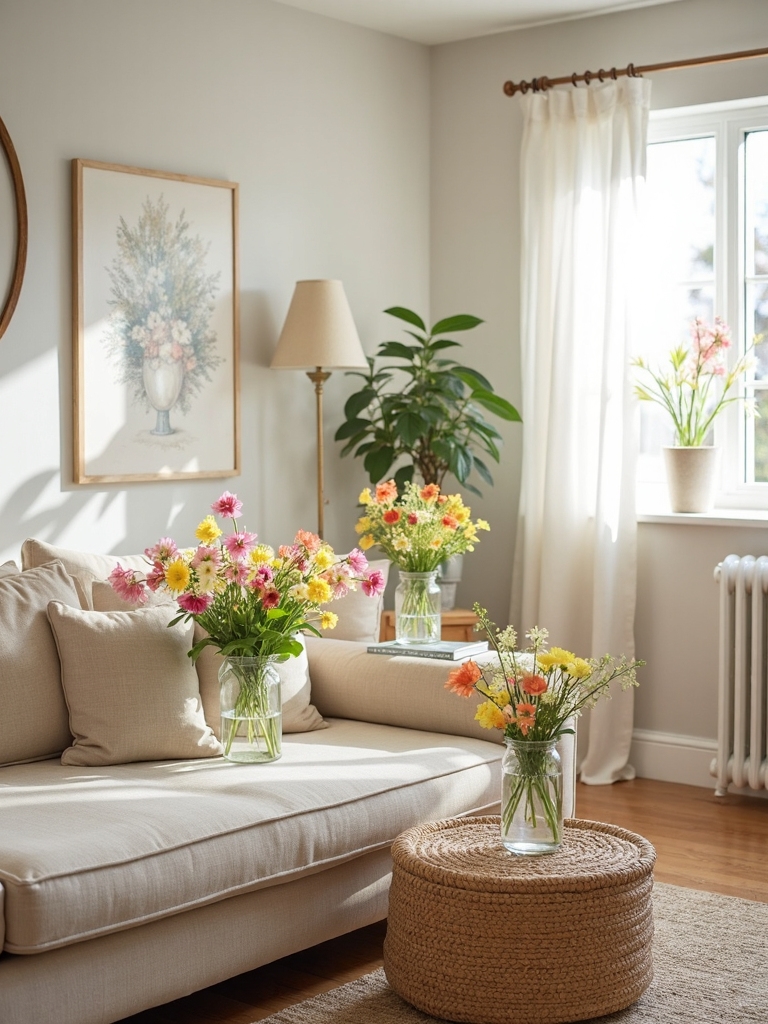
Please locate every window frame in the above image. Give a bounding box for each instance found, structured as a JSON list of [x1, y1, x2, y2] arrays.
[[646, 95, 768, 510]]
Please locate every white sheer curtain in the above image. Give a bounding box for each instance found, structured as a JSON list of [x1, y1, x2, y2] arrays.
[[511, 78, 651, 785]]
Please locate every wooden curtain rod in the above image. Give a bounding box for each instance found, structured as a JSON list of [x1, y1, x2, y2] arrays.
[[503, 45, 768, 96]]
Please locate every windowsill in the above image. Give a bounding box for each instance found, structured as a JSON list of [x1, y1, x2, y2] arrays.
[[638, 506, 768, 527]]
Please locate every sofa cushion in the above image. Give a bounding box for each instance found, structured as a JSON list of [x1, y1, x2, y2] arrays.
[[46, 602, 222, 766], [21, 538, 147, 609], [0, 719, 501, 953], [0, 560, 19, 578], [326, 558, 389, 642], [0, 561, 80, 767]]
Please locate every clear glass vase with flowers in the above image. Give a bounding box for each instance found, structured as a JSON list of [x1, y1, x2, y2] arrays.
[[446, 605, 642, 854], [109, 491, 385, 761], [355, 480, 490, 645]]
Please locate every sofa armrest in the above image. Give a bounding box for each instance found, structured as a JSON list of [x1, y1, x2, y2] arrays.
[[0, 880, 5, 952], [306, 637, 577, 817]]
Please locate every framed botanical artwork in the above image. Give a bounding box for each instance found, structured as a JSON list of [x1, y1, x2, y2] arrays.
[[72, 159, 239, 483]]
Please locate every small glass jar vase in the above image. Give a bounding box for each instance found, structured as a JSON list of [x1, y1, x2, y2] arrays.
[[218, 656, 282, 763], [501, 738, 563, 855], [395, 570, 441, 645]]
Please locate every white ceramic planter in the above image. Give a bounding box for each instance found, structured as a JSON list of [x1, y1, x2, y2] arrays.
[[663, 446, 719, 513]]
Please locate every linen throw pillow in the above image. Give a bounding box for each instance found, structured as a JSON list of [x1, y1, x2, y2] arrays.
[[0, 561, 80, 766], [21, 538, 147, 609], [46, 602, 222, 766], [0, 560, 20, 577], [326, 558, 389, 643]]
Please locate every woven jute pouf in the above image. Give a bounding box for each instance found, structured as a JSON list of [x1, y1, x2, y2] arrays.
[[384, 816, 656, 1024]]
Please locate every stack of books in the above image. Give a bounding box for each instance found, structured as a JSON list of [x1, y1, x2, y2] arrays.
[[366, 639, 489, 661]]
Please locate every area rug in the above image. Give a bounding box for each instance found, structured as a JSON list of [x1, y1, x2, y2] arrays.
[[255, 882, 768, 1023]]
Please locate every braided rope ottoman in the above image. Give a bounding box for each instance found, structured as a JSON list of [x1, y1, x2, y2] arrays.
[[383, 816, 656, 1024]]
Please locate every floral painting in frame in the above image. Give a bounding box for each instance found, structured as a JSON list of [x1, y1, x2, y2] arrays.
[[72, 159, 239, 483]]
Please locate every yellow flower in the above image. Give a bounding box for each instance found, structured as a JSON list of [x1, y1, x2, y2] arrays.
[[355, 516, 372, 535], [195, 515, 222, 544], [393, 535, 411, 551], [476, 519, 491, 531], [320, 611, 338, 630], [566, 657, 592, 679], [358, 488, 373, 505], [307, 578, 332, 604], [165, 559, 191, 593], [314, 546, 336, 571], [429, 537, 443, 549], [270, 558, 282, 570], [538, 647, 576, 671], [455, 508, 470, 523], [359, 534, 375, 550], [249, 544, 274, 565], [475, 700, 506, 730]]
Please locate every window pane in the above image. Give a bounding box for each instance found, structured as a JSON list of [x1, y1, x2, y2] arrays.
[[746, 129, 768, 276], [746, 281, 768, 380], [750, 390, 768, 482]]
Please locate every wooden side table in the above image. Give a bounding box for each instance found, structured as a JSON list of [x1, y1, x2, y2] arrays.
[[379, 608, 479, 643]]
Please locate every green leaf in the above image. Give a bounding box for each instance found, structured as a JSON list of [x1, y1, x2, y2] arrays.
[[470, 389, 522, 421], [473, 456, 494, 486], [344, 389, 376, 419], [396, 409, 428, 446], [450, 446, 473, 484], [378, 341, 418, 360], [364, 446, 395, 483], [384, 306, 426, 332], [394, 464, 415, 490], [428, 339, 461, 352], [453, 366, 493, 392], [266, 608, 289, 620], [335, 418, 371, 441], [432, 439, 454, 464], [430, 314, 484, 335], [340, 430, 372, 457], [463, 481, 482, 497]]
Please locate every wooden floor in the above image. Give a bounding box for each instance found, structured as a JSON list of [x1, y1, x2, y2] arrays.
[[119, 777, 768, 1024]]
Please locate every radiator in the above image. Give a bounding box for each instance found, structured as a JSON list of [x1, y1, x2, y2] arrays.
[[712, 554, 768, 796]]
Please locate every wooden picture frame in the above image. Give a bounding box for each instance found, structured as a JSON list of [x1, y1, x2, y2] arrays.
[[0, 112, 27, 340], [72, 159, 240, 484]]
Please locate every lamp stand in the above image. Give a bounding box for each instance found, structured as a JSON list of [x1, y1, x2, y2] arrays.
[[307, 367, 331, 539]]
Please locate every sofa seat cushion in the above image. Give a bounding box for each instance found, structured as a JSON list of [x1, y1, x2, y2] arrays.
[[0, 719, 501, 954]]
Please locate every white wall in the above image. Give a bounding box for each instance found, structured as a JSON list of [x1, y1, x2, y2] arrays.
[[0, 0, 430, 561], [430, 0, 768, 785]]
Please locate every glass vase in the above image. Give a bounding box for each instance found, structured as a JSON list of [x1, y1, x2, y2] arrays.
[[218, 656, 282, 763], [395, 570, 441, 645], [501, 738, 563, 855]]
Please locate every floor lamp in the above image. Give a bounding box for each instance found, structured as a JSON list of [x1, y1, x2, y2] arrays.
[[270, 280, 367, 539]]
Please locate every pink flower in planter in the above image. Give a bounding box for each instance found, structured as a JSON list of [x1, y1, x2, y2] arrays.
[[211, 491, 243, 519], [261, 588, 281, 609], [144, 537, 178, 562], [223, 531, 257, 559], [145, 563, 166, 592], [347, 548, 369, 574], [361, 569, 385, 597], [191, 545, 221, 569], [177, 592, 214, 615], [108, 565, 148, 605], [224, 561, 250, 585]]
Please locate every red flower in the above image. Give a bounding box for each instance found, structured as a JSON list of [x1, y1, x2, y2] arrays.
[[261, 588, 281, 609], [383, 509, 401, 525], [407, 512, 419, 526], [441, 514, 459, 530], [420, 484, 440, 502], [522, 674, 547, 696]]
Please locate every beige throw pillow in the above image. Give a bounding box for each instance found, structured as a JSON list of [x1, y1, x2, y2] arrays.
[[0, 560, 20, 577], [0, 561, 80, 766], [326, 558, 390, 643], [47, 602, 222, 766], [22, 538, 147, 609]]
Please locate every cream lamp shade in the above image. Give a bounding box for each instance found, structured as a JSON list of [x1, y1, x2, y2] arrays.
[[270, 279, 367, 370]]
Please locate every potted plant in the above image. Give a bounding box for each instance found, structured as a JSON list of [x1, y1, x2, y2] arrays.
[[633, 316, 753, 512], [335, 306, 519, 605]]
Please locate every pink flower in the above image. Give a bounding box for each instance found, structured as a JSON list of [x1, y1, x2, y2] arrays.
[[211, 491, 243, 519], [144, 537, 178, 562], [145, 563, 166, 592], [361, 569, 386, 597], [224, 561, 249, 585], [191, 545, 221, 569], [247, 565, 274, 590], [347, 548, 369, 574], [295, 529, 321, 553], [223, 531, 257, 559], [177, 592, 214, 615], [108, 565, 148, 606], [331, 579, 350, 599], [261, 588, 281, 609]]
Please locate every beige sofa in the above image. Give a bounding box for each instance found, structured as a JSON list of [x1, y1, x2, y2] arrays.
[[0, 545, 576, 1024]]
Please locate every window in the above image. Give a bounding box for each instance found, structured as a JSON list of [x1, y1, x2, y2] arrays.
[[638, 97, 768, 510]]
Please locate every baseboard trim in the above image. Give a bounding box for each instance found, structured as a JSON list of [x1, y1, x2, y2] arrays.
[[630, 728, 717, 789]]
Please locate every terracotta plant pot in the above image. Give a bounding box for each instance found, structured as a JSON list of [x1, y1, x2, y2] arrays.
[[663, 446, 719, 512]]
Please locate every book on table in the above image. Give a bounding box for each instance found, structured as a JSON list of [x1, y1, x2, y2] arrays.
[[366, 639, 490, 661]]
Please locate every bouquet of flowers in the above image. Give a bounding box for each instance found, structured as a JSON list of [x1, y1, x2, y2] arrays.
[[633, 316, 753, 446], [109, 492, 385, 758], [446, 605, 642, 850], [355, 480, 489, 571]]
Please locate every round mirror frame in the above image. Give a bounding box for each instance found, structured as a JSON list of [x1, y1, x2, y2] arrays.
[[0, 113, 27, 340]]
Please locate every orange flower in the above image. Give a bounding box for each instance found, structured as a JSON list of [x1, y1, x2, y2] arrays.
[[513, 702, 537, 735], [444, 660, 482, 697], [441, 514, 459, 530], [383, 509, 401, 524], [375, 480, 398, 504], [420, 483, 440, 502], [522, 673, 547, 696], [295, 529, 321, 553]]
